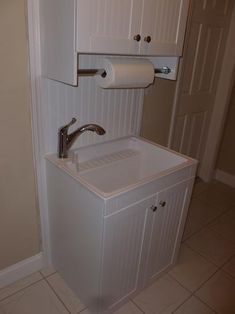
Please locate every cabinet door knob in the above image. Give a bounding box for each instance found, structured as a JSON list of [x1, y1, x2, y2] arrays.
[[151, 205, 157, 212], [144, 36, 151, 43], [133, 34, 141, 42], [159, 201, 166, 207]]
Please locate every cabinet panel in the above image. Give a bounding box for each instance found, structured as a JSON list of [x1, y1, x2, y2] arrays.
[[101, 196, 155, 311], [40, 0, 77, 85], [141, 0, 190, 55], [145, 181, 190, 283], [76, 0, 142, 54]]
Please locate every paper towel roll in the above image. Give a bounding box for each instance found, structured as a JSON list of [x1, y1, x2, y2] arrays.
[[95, 58, 155, 89]]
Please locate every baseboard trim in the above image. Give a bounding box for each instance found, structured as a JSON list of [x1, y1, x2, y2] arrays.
[[0, 253, 43, 289], [215, 169, 235, 188]]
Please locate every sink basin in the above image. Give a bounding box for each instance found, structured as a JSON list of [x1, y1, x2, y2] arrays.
[[47, 137, 195, 197]]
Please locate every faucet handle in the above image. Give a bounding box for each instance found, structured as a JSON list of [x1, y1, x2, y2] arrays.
[[59, 117, 77, 134]]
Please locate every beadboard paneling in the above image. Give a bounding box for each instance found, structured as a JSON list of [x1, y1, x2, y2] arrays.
[[41, 55, 144, 154]]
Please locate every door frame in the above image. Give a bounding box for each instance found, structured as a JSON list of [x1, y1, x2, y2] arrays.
[[27, 0, 51, 266], [168, 4, 235, 182]]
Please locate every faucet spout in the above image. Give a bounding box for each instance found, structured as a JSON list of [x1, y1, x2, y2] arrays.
[[58, 118, 106, 158], [67, 124, 106, 150]]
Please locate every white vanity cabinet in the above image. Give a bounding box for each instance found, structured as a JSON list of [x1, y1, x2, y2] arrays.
[[40, 0, 190, 84], [46, 136, 197, 313], [46, 156, 195, 313]]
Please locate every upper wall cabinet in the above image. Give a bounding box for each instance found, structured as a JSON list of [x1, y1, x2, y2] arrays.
[[77, 0, 190, 56], [40, 0, 190, 85]]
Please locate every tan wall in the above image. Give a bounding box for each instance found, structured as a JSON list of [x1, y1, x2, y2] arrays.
[[140, 78, 176, 146], [216, 79, 235, 175], [0, 0, 40, 270]]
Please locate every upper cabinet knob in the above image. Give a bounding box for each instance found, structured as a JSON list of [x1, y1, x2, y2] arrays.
[[144, 36, 152, 43], [151, 205, 157, 212], [159, 200, 166, 207], [133, 34, 141, 42]]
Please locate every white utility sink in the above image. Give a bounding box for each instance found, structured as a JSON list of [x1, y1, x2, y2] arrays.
[[47, 136, 193, 198]]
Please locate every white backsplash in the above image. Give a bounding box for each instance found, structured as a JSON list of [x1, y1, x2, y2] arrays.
[[41, 54, 144, 154]]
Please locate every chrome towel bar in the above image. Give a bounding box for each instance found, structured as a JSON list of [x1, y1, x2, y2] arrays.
[[77, 66, 171, 77]]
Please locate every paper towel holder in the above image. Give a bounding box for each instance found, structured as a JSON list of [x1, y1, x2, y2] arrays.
[[77, 67, 171, 77], [77, 69, 107, 77]]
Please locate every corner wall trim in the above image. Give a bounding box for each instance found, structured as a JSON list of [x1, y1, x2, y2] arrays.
[[27, 0, 52, 265], [215, 169, 235, 188], [0, 253, 43, 289]]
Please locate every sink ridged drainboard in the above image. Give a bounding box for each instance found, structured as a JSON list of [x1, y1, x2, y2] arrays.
[[78, 149, 139, 172]]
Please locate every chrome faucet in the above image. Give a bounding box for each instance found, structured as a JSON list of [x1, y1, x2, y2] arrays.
[[58, 118, 106, 158]]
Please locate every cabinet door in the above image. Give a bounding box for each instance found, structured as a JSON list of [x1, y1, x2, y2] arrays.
[[100, 196, 155, 311], [145, 180, 191, 283], [140, 0, 190, 56], [40, 0, 78, 85], [76, 0, 142, 54]]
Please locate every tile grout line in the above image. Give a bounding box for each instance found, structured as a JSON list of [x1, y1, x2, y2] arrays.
[[221, 254, 235, 279], [39, 270, 57, 279], [182, 180, 235, 243], [77, 308, 88, 313], [191, 267, 220, 295], [160, 273, 196, 313], [183, 232, 235, 269], [171, 294, 194, 313], [190, 253, 235, 301], [182, 204, 235, 243], [0, 276, 45, 303], [193, 180, 235, 204], [44, 277, 71, 313], [183, 242, 220, 268], [193, 294, 218, 313], [167, 258, 226, 313], [130, 299, 145, 313], [191, 187, 211, 199], [196, 195, 235, 214], [38, 271, 87, 313], [167, 272, 194, 295], [206, 223, 235, 247]]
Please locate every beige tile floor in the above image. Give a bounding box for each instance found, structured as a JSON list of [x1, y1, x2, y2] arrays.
[[1, 180, 235, 314]]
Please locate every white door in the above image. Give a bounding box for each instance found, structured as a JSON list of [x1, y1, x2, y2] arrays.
[[140, 0, 190, 56], [170, 0, 234, 177], [144, 181, 191, 284], [101, 196, 155, 311], [76, 0, 143, 54]]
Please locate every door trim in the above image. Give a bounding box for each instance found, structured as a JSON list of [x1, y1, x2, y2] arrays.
[[167, 0, 194, 148], [199, 5, 235, 181], [27, 0, 51, 266], [168, 4, 235, 182]]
